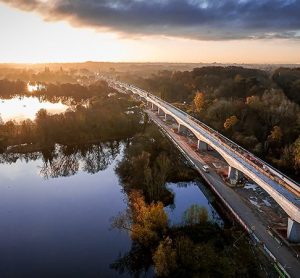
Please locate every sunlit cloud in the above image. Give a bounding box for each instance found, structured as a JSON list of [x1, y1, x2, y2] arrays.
[[0, 1, 299, 64], [1, 0, 300, 40]]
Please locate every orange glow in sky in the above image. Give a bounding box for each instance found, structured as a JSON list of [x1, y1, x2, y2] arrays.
[[0, 2, 299, 64]]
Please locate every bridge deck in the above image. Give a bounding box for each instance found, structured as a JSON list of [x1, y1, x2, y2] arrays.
[[108, 80, 300, 216], [151, 96, 300, 207], [120, 83, 300, 209]]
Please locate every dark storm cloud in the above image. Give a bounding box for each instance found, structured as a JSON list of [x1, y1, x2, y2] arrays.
[[2, 0, 300, 40]]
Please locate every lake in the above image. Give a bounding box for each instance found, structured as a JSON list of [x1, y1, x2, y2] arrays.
[[0, 97, 68, 122], [0, 143, 222, 277]]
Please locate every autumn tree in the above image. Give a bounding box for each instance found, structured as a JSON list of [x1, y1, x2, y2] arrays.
[[267, 126, 283, 143], [224, 115, 238, 130], [245, 95, 260, 106], [193, 91, 205, 112], [112, 190, 168, 247]]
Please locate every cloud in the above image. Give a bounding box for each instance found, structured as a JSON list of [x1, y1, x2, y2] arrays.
[[1, 0, 300, 40]]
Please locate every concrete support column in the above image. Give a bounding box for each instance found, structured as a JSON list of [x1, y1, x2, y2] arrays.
[[287, 218, 300, 242], [197, 140, 208, 151], [158, 108, 165, 116], [177, 124, 182, 134], [151, 103, 158, 111], [178, 124, 188, 135], [228, 166, 243, 185]]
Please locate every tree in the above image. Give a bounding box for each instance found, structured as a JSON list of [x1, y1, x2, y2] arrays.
[[131, 191, 168, 246], [294, 136, 300, 169], [112, 190, 168, 247], [4, 120, 16, 137], [153, 153, 171, 189], [193, 91, 205, 112], [35, 108, 50, 145], [267, 126, 283, 143], [206, 100, 240, 129], [246, 95, 260, 106], [279, 145, 294, 169], [224, 115, 238, 130], [183, 204, 208, 225], [153, 237, 177, 277]]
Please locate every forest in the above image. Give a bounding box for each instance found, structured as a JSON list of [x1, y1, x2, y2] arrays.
[[112, 124, 265, 277], [120, 66, 300, 180], [1, 65, 299, 179]]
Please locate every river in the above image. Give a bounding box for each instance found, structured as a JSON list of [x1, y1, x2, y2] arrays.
[[0, 96, 68, 122], [0, 140, 222, 277]]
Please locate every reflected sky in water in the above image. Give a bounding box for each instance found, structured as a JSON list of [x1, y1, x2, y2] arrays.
[[0, 97, 68, 122], [166, 181, 223, 226], [0, 149, 131, 278], [0, 144, 222, 277]]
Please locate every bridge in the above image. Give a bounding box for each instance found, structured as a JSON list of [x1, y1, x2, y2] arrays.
[[107, 78, 300, 243]]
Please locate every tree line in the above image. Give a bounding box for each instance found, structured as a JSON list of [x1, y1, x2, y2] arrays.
[[121, 66, 300, 180], [0, 92, 143, 152], [0, 79, 113, 103]]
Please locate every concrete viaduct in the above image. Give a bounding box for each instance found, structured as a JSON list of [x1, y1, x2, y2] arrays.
[[108, 79, 300, 242]]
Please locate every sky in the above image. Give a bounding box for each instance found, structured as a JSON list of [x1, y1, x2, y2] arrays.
[[0, 0, 300, 64]]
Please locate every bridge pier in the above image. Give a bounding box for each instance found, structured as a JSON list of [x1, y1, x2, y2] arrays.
[[151, 103, 158, 111], [197, 140, 208, 151], [158, 108, 165, 117], [228, 166, 243, 185], [146, 101, 152, 109], [165, 113, 174, 122], [288, 218, 300, 242], [178, 124, 188, 135]]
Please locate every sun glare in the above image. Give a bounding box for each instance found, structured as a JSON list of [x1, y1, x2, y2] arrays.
[[27, 83, 45, 93], [27, 83, 35, 93]]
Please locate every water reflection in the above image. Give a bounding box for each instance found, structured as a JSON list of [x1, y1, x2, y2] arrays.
[[0, 141, 121, 179], [27, 83, 46, 93], [0, 143, 130, 278], [0, 96, 68, 122], [110, 242, 153, 277], [0, 139, 224, 277], [110, 181, 224, 278], [166, 182, 223, 226]]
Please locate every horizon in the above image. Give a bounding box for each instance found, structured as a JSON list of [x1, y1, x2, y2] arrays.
[[1, 61, 300, 66]]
